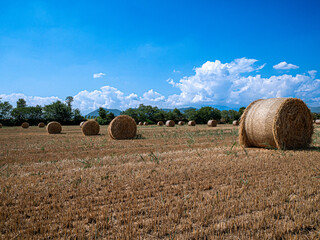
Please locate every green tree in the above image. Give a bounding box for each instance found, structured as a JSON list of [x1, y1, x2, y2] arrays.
[[196, 107, 221, 124], [43, 101, 72, 122], [73, 108, 84, 122], [98, 107, 107, 119], [0, 100, 13, 119], [239, 107, 246, 116], [16, 98, 27, 108], [65, 96, 74, 110]]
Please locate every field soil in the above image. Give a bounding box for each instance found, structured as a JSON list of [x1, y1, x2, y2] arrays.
[[0, 124, 320, 239]]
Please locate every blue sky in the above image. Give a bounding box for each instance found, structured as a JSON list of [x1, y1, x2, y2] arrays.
[[1, 0, 320, 113]]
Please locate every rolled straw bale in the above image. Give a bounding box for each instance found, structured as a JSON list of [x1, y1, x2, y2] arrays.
[[316, 119, 320, 125], [239, 98, 313, 149], [166, 120, 175, 127], [157, 121, 164, 126], [188, 120, 196, 126], [108, 115, 137, 140], [219, 118, 226, 124], [0, 123, 2, 128], [38, 122, 45, 128], [143, 122, 148, 126], [80, 121, 85, 128], [46, 121, 62, 134], [233, 120, 239, 126], [207, 120, 217, 127], [21, 122, 29, 128], [178, 121, 184, 126], [138, 122, 143, 126], [82, 120, 100, 136]]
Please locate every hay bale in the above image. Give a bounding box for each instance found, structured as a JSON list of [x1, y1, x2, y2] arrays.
[[188, 120, 196, 126], [108, 115, 137, 140], [46, 121, 62, 134], [0, 123, 2, 128], [138, 122, 143, 126], [239, 98, 313, 149], [316, 119, 320, 125], [233, 120, 239, 126], [178, 121, 184, 126], [143, 122, 148, 126], [82, 120, 100, 136], [38, 122, 45, 128], [80, 121, 85, 128], [157, 121, 164, 126], [166, 120, 175, 127], [207, 120, 217, 127], [21, 122, 29, 128]]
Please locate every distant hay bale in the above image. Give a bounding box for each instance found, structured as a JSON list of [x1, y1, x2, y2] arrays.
[[38, 122, 45, 128], [178, 121, 184, 125], [239, 98, 313, 150], [46, 121, 62, 134], [166, 120, 175, 127], [207, 120, 217, 127], [82, 120, 100, 136], [233, 120, 239, 126], [188, 120, 196, 126], [138, 122, 143, 126], [219, 118, 226, 124], [316, 119, 320, 125], [157, 121, 164, 126], [21, 122, 29, 128], [0, 123, 2, 128], [108, 115, 137, 140], [143, 122, 148, 126], [80, 121, 85, 128]]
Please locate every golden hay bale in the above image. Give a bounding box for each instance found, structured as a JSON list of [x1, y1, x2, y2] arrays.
[[38, 122, 45, 128], [166, 120, 175, 127], [0, 123, 2, 128], [188, 120, 196, 126], [239, 98, 313, 150], [233, 120, 239, 126], [82, 120, 100, 136], [143, 122, 148, 126], [207, 120, 217, 127], [108, 115, 137, 140], [138, 122, 143, 126], [46, 121, 62, 134], [316, 119, 320, 125], [21, 122, 29, 128], [80, 121, 85, 128], [157, 121, 164, 126], [178, 121, 184, 125]]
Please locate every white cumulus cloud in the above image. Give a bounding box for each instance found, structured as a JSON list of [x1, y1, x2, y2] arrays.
[[273, 61, 299, 70], [93, 72, 106, 78], [0, 93, 61, 107]]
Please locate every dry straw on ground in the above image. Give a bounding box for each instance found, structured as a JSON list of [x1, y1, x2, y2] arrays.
[[108, 115, 137, 139], [240, 98, 313, 149], [207, 120, 217, 127], [46, 121, 62, 134], [38, 122, 45, 128], [82, 120, 100, 136], [188, 120, 196, 126], [143, 122, 148, 126], [316, 119, 320, 125], [138, 122, 143, 126], [21, 122, 29, 128], [166, 120, 175, 127], [178, 121, 184, 125], [80, 121, 85, 128], [233, 120, 239, 126], [157, 121, 164, 126]]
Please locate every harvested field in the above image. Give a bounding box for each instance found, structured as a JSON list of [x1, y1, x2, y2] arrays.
[[0, 124, 320, 239]]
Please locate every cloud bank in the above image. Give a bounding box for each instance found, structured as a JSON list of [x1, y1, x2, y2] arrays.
[[1, 58, 319, 114]]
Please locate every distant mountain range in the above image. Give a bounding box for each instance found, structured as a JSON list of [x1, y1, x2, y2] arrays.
[[310, 107, 320, 113]]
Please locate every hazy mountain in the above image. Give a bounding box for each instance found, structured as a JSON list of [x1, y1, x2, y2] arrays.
[[85, 108, 122, 118], [310, 107, 320, 113]]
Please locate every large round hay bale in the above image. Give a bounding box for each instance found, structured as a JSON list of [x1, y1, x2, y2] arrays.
[[108, 115, 137, 140], [240, 98, 313, 149], [207, 120, 217, 127], [82, 120, 100, 136], [157, 121, 164, 126], [166, 120, 175, 127], [80, 121, 85, 128], [316, 119, 320, 125], [188, 120, 196, 126], [46, 121, 62, 134], [138, 122, 143, 126], [233, 120, 239, 126], [178, 121, 184, 126], [21, 122, 29, 128], [38, 122, 45, 128], [0, 123, 2, 128], [143, 122, 148, 126]]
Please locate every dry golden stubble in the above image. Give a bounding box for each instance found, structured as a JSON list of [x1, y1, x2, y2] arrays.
[[157, 121, 164, 126], [38, 122, 45, 128], [178, 121, 185, 125], [82, 120, 100, 136], [240, 98, 313, 149], [207, 120, 217, 127], [21, 122, 29, 128], [166, 120, 175, 127], [108, 115, 137, 139], [188, 120, 196, 126], [46, 121, 62, 134]]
